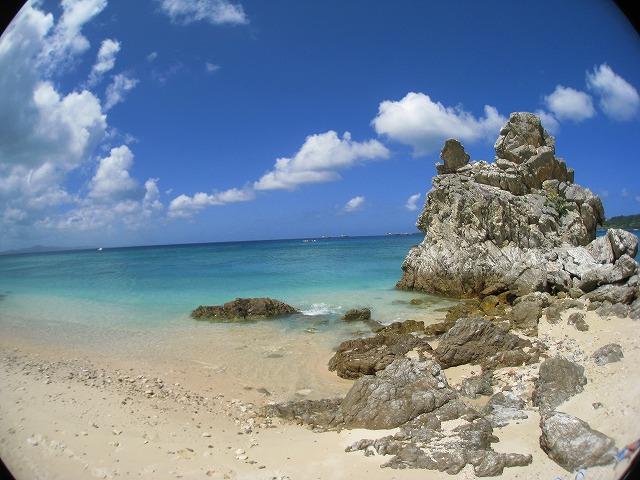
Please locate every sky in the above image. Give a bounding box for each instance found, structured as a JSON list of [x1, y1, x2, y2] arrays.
[[1, 0, 640, 250]]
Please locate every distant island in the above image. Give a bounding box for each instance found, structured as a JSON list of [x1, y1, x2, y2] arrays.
[[603, 214, 640, 230]]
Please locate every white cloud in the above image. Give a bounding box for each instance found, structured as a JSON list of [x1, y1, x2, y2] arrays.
[[405, 192, 421, 211], [89, 145, 138, 201], [254, 131, 389, 191], [534, 110, 560, 135], [544, 85, 595, 122], [88, 38, 120, 85], [205, 62, 220, 73], [372, 92, 505, 156], [104, 73, 139, 110], [157, 0, 248, 25], [586, 63, 640, 121], [147, 51, 158, 62], [343, 196, 365, 213], [38, 0, 108, 73], [168, 188, 254, 218]]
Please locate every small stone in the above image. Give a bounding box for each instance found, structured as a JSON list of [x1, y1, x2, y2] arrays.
[[201, 432, 211, 437]]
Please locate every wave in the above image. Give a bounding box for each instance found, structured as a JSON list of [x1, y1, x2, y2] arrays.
[[300, 303, 342, 316]]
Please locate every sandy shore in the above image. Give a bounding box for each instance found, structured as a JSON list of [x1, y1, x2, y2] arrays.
[[1, 309, 639, 479]]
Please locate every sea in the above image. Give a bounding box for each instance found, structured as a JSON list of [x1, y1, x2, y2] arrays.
[[0, 231, 638, 335]]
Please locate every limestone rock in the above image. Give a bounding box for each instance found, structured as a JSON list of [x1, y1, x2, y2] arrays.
[[434, 318, 532, 368], [584, 284, 635, 305], [567, 312, 588, 331], [191, 297, 298, 321], [592, 343, 623, 366], [436, 139, 469, 174], [539, 412, 616, 471], [482, 391, 528, 427], [328, 331, 432, 379], [509, 297, 543, 335], [341, 308, 371, 322], [459, 372, 494, 399], [607, 228, 639, 260], [533, 357, 586, 413]]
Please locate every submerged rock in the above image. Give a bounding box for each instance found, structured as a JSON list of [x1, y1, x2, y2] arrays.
[[341, 308, 371, 322], [191, 297, 298, 321], [533, 357, 586, 413], [539, 412, 616, 471]]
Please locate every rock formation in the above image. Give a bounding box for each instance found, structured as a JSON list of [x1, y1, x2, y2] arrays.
[[397, 112, 639, 301], [191, 297, 298, 321]]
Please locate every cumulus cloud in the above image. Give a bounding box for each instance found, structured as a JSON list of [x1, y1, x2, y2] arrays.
[[372, 92, 505, 156], [205, 62, 220, 73], [254, 131, 389, 191], [157, 0, 248, 25], [104, 73, 139, 110], [544, 85, 595, 122], [343, 196, 365, 212], [405, 192, 421, 211], [586, 63, 640, 121], [87, 38, 120, 85], [168, 188, 254, 218], [89, 145, 138, 201]]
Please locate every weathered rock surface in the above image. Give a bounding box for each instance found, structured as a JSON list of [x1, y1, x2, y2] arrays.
[[567, 312, 589, 331], [434, 318, 534, 369], [539, 412, 616, 471], [191, 297, 298, 321], [459, 372, 494, 399], [533, 357, 586, 413], [328, 331, 432, 379], [592, 343, 623, 366], [341, 308, 371, 322], [396, 112, 640, 302], [482, 391, 528, 427]]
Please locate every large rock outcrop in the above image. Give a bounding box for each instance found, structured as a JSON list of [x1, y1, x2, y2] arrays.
[[191, 297, 298, 321], [396, 113, 640, 299]]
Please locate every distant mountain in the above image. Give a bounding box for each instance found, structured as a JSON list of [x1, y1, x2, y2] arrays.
[[603, 214, 640, 230], [0, 245, 95, 256]]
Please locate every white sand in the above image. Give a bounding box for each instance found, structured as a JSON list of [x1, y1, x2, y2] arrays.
[[1, 310, 639, 479]]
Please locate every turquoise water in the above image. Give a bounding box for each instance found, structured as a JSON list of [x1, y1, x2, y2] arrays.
[[1, 231, 637, 331], [0, 234, 448, 328]]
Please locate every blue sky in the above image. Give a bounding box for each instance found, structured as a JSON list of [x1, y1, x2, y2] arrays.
[[1, 0, 639, 249]]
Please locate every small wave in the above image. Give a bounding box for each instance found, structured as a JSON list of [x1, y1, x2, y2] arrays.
[[300, 303, 342, 316]]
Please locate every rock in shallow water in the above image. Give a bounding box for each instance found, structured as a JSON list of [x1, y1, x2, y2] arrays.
[[191, 297, 298, 321], [539, 412, 616, 471], [341, 308, 371, 321]]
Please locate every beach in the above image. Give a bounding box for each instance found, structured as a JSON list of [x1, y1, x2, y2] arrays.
[[1, 303, 639, 479]]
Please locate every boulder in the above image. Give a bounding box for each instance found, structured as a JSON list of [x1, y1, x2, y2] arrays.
[[630, 298, 640, 320], [607, 228, 639, 260], [586, 235, 615, 264], [533, 357, 586, 413], [328, 332, 432, 379], [436, 139, 470, 174], [434, 318, 532, 368], [191, 297, 298, 321], [592, 343, 623, 366], [509, 297, 543, 335], [567, 312, 589, 331], [584, 284, 636, 304], [539, 412, 616, 471], [578, 254, 637, 292], [459, 372, 494, 399], [595, 302, 628, 318], [482, 391, 528, 427], [341, 308, 371, 321]]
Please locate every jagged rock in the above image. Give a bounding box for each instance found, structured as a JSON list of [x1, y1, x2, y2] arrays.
[[341, 308, 371, 321], [459, 372, 494, 398], [567, 312, 589, 331], [328, 331, 432, 379], [436, 139, 470, 174], [586, 235, 615, 264], [264, 398, 342, 428], [434, 318, 532, 368], [595, 302, 628, 318], [539, 412, 616, 471], [592, 343, 623, 366], [346, 400, 532, 475], [533, 357, 586, 413], [397, 112, 607, 298], [630, 298, 640, 320], [374, 319, 425, 335], [509, 297, 543, 335], [339, 357, 457, 429], [578, 254, 637, 292], [607, 228, 639, 260], [584, 284, 635, 304], [482, 391, 528, 427], [191, 297, 298, 321]]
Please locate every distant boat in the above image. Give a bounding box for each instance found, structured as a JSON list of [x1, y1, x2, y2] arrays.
[[97, 247, 103, 252]]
